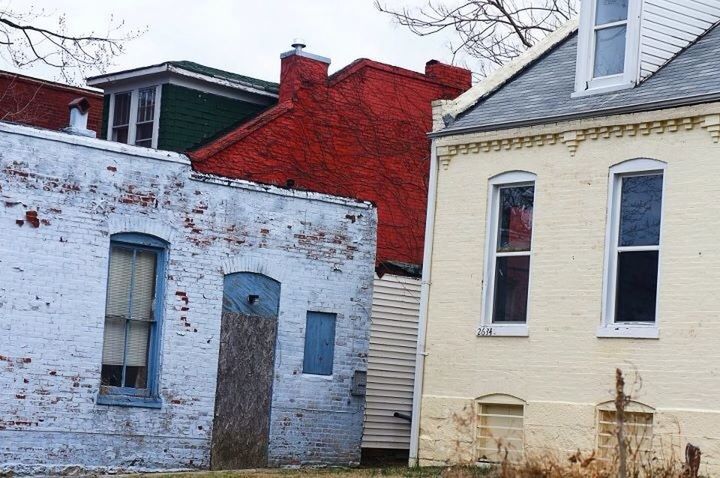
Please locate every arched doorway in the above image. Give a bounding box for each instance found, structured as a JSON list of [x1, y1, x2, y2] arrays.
[[211, 272, 281, 469]]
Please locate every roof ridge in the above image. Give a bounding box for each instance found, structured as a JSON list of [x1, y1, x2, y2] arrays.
[[327, 57, 466, 89], [168, 60, 279, 92]]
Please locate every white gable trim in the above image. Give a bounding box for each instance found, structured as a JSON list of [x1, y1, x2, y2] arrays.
[[439, 17, 579, 125], [87, 63, 278, 103]]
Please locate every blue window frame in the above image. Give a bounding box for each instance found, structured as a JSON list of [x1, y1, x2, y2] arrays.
[[97, 233, 167, 408], [303, 311, 337, 376]]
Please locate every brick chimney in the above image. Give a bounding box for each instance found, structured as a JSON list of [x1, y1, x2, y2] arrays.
[[425, 60, 472, 91], [278, 40, 331, 102]]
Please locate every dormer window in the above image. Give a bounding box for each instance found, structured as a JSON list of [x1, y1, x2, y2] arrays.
[[593, 0, 628, 77], [574, 0, 640, 97], [107, 86, 160, 148]]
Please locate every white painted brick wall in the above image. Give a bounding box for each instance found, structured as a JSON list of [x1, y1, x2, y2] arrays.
[[0, 123, 377, 473]]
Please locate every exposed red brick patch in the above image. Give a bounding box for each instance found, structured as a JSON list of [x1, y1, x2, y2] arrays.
[[25, 211, 40, 228]]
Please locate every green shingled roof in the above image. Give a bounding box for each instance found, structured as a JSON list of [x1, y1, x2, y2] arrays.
[[169, 61, 279, 94]]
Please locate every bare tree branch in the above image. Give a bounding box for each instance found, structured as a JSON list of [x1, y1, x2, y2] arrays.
[[375, 0, 577, 77], [0, 5, 145, 85]]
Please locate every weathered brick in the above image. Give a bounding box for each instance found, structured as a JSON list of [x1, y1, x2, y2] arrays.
[[0, 122, 377, 474]]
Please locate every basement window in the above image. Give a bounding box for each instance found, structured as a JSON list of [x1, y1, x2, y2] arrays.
[[597, 409, 654, 460], [107, 86, 160, 149], [97, 233, 167, 408], [599, 159, 665, 339], [476, 398, 525, 463]]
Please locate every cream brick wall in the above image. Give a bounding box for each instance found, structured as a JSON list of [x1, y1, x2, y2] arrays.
[[420, 104, 720, 473]]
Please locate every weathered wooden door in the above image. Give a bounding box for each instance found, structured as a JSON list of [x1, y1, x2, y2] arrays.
[[211, 272, 281, 470]]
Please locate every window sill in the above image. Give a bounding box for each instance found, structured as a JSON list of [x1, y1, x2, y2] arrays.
[[96, 393, 163, 409], [476, 324, 529, 337], [302, 373, 334, 380], [571, 81, 635, 98], [596, 325, 659, 339]]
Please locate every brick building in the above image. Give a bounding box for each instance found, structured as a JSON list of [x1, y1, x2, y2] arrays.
[[184, 44, 471, 457], [0, 107, 376, 472], [187, 46, 471, 457], [0, 70, 103, 131], [190, 46, 470, 266], [416, 1, 720, 474]]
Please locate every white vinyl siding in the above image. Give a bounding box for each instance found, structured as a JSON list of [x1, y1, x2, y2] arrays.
[[639, 0, 720, 79], [362, 274, 421, 450]]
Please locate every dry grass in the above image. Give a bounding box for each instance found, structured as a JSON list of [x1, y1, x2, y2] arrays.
[[494, 451, 690, 478], [128, 466, 493, 478]]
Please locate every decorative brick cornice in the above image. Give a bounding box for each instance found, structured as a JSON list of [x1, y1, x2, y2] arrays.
[[703, 114, 720, 143], [436, 114, 718, 169]]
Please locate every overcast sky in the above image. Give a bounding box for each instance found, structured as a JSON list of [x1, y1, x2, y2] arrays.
[[0, 0, 471, 86]]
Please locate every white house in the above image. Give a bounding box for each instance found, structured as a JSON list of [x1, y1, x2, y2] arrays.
[[0, 105, 376, 473]]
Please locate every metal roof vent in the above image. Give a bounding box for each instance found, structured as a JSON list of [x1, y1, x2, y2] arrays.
[[291, 38, 307, 53], [63, 97, 96, 138]]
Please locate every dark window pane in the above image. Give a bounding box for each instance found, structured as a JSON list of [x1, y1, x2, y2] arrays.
[[619, 174, 663, 247], [112, 126, 129, 144], [596, 0, 628, 25], [135, 123, 154, 147], [615, 251, 658, 323], [594, 25, 627, 77], [124, 365, 148, 389], [497, 186, 534, 252], [113, 92, 131, 126], [101, 365, 122, 387], [492, 256, 530, 323]]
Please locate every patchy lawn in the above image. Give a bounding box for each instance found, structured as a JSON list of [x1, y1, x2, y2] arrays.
[[130, 466, 494, 478]]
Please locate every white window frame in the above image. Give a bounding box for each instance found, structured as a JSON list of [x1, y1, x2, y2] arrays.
[[106, 85, 162, 149], [599, 158, 666, 339], [479, 171, 536, 338], [573, 0, 642, 97]]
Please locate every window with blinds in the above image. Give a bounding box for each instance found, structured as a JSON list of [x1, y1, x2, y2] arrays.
[[101, 236, 163, 393], [476, 402, 525, 463], [597, 410, 654, 460]]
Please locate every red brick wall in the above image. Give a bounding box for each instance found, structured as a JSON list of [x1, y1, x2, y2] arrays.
[[192, 59, 471, 265], [0, 72, 103, 133]]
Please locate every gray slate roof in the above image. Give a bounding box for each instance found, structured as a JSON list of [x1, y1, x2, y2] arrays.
[[439, 23, 720, 137]]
